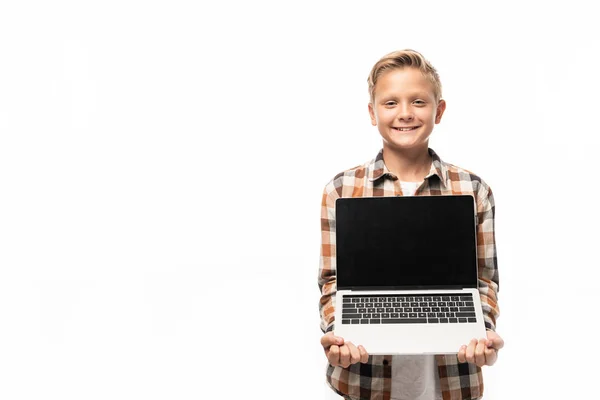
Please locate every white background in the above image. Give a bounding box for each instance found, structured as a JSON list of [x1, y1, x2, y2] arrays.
[[1, 1, 599, 399]]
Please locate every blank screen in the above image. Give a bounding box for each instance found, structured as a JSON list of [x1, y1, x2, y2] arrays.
[[335, 195, 477, 290]]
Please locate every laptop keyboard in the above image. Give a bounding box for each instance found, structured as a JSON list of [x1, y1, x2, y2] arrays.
[[341, 294, 477, 324]]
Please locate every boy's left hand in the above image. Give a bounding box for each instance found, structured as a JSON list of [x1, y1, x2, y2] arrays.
[[457, 330, 504, 367]]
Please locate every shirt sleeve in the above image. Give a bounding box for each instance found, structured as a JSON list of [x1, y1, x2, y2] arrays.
[[476, 186, 500, 331], [318, 187, 338, 334]]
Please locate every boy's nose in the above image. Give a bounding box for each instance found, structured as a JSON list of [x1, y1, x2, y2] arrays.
[[396, 111, 414, 121]]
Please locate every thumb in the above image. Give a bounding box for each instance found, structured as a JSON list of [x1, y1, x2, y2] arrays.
[[321, 332, 345, 348]]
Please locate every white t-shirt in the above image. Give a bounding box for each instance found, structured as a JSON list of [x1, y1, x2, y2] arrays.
[[391, 181, 442, 400]]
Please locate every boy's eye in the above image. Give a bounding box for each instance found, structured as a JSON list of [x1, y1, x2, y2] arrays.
[[413, 100, 426, 105], [384, 101, 396, 106]]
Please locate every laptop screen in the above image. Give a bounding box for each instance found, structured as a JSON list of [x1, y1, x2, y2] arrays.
[[335, 195, 478, 290]]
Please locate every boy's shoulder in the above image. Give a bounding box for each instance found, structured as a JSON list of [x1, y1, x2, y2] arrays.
[[323, 155, 377, 198], [442, 159, 492, 193]]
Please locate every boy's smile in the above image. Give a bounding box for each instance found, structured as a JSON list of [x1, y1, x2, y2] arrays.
[[368, 67, 446, 153]]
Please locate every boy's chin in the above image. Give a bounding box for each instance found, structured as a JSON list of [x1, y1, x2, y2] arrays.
[[383, 141, 429, 152]]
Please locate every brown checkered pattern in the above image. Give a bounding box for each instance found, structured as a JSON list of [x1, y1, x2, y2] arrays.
[[318, 148, 500, 400]]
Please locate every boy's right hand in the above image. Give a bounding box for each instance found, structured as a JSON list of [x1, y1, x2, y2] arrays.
[[320, 332, 369, 368]]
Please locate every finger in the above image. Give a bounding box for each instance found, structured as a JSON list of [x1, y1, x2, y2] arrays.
[[358, 345, 370, 364], [465, 339, 477, 364], [484, 346, 497, 366], [321, 333, 344, 349], [457, 345, 467, 363], [327, 345, 340, 366], [475, 338, 486, 367], [489, 337, 504, 351], [346, 342, 361, 365], [339, 344, 351, 368], [486, 331, 504, 351]]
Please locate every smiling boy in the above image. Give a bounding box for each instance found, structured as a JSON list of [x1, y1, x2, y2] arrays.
[[318, 50, 504, 400]]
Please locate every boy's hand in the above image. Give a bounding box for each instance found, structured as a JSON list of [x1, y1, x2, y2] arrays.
[[457, 330, 504, 367], [320, 332, 369, 368]]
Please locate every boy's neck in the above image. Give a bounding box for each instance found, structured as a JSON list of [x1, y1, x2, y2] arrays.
[[382, 145, 432, 182]]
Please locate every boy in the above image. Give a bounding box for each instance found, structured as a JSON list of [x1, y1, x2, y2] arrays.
[[318, 50, 504, 400]]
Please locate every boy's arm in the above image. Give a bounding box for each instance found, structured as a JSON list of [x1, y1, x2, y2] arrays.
[[476, 186, 500, 331], [318, 187, 338, 334]]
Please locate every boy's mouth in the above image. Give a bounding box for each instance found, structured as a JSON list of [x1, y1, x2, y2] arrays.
[[392, 126, 420, 132]]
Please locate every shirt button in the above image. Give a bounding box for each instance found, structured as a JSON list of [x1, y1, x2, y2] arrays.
[[383, 360, 389, 366]]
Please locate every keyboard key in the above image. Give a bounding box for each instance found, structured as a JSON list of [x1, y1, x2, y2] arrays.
[[391, 313, 399, 318], [460, 307, 475, 312], [372, 313, 381, 318], [442, 296, 450, 301], [342, 319, 350, 324], [458, 318, 467, 323], [351, 319, 360, 324], [360, 319, 369, 324], [382, 313, 390, 318], [468, 318, 477, 323], [456, 312, 476, 318], [418, 312, 426, 318], [382, 318, 427, 324], [343, 313, 361, 319], [449, 318, 458, 323], [370, 319, 381, 324], [363, 313, 371, 318], [440, 318, 449, 323], [409, 313, 417, 318], [428, 318, 439, 323]]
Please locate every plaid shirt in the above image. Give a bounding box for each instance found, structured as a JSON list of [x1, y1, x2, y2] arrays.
[[318, 148, 500, 400]]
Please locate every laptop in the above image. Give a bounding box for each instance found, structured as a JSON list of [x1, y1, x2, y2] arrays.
[[333, 195, 486, 354]]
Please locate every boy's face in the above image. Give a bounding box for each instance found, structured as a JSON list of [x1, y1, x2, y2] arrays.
[[368, 67, 446, 153]]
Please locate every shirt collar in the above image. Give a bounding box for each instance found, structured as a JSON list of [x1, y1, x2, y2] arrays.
[[368, 148, 448, 188]]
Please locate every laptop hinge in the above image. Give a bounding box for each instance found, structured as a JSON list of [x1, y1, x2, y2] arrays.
[[338, 285, 474, 291]]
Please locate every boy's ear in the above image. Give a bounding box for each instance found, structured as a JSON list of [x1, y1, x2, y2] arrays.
[[435, 99, 447, 124], [368, 103, 377, 126]]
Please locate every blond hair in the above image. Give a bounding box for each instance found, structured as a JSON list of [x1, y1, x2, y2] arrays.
[[368, 49, 442, 104]]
